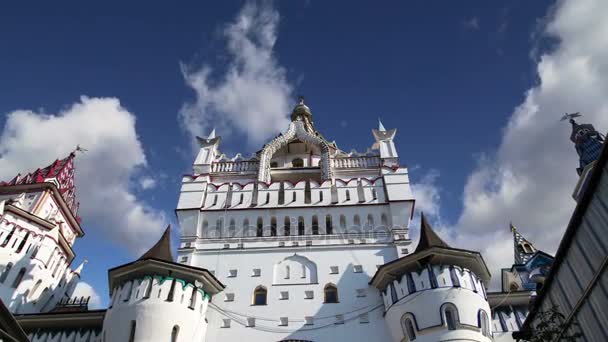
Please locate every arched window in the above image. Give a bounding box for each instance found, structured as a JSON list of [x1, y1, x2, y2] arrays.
[[12, 268, 26, 288], [1, 227, 15, 247], [324, 284, 338, 303], [450, 266, 460, 287], [284, 217, 291, 236], [402, 314, 417, 341], [265, 192, 270, 205], [216, 218, 223, 238], [284, 265, 290, 279], [229, 219, 236, 237], [171, 325, 180, 342], [319, 191, 323, 202], [340, 215, 346, 229], [402, 315, 417, 341], [325, 215, 333, 235], [212, 195, 218, 206], [278, 182, 285, 205], [353, 215, 361, 228], [0, 263, 13, 283], [15, 231, 30, 253], [478, 310, 490, 337], [30, 280, 42, 299], [367, 214, 374, 229], [253, 286, 267, 305], [292, 158, 304, 168], [345, 190, 351, 202], [128, 320, 136, 342], [304, 181, 311, 204], [442, 303, 459, 330], [381, 214, 388, 228], [298, 217, 305, 235], [372, 188, 378, 200], [243, 219, 250, 236], [167, 279, 176, 302], [270, 217, 277, 236], [312, 216, 319, 235], [256, 217, 263, 237], [292, 191, 297, 202], [238, 193, 244, 205]]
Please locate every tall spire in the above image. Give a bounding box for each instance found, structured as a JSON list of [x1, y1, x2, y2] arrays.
[[415, 213, 450, 253], [511, 223, 537, 264], [139, 225, 173, 263]]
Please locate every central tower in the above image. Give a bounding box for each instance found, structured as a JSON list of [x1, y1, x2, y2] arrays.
[[176, 100, 415, 341]]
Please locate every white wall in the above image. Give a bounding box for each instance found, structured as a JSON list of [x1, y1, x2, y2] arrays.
[[186, 246, 396, 342]]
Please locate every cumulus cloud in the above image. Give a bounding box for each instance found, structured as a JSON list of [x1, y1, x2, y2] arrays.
[[179, 1, 293, 148], [462, 17, 480, 30], [443, 0, 608, 289], [72, 281, 102, 309], [0, 96, 166, 253], [139, 176, 157, 190]]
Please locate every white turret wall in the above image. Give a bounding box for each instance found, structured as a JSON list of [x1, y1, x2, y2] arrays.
[[102, 275, 212, 342], [381, 265, 492, 342]]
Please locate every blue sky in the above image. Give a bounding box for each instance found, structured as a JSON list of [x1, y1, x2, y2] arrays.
[[1, 0, 607, 305]]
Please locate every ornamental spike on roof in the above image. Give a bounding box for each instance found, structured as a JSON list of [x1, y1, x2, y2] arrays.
[[138, 225, 173, 263], [511, 223, 537, 264], [0, 151, 79, 217], [414, 212, 450, 253]]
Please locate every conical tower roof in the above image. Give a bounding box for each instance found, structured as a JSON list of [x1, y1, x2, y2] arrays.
[[138, 225, 173, 263], [415, 213, 450, 253]]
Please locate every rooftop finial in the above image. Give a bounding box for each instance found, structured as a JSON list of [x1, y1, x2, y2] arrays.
[[74, 145, 88, 154], [378, 118, 386, 132]]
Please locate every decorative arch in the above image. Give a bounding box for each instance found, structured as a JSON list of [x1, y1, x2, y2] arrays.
[[257, 121, 333, 183], [401, 313, 418, 341], [273, 254, 318, 285]]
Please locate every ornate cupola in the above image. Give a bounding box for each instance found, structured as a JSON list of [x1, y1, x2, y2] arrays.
[[290, 96, 313, 123], [568, 117, 604, 175]]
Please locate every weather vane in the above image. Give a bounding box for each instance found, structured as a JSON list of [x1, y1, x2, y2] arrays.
[[560, 112, 581, 122], [74, 145, 88, 154]]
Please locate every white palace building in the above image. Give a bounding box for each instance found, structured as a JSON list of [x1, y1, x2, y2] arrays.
[[3, 98, 588, 342]]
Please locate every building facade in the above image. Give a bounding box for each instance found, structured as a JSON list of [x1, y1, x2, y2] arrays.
[[3, 101, 603, 342]]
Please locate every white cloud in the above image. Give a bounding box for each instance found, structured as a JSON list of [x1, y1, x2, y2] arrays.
[[444, 0, 608, 289], [0, 96, 166, 253], [462, 17, 480, 30], [72, 281, 102, 309], [179, 1, 293, 148], [139, 177, 157, 190]]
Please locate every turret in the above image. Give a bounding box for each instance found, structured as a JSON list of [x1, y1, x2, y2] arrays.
[[102, 226, 224, 342], [371, 214, 492, 342], [193, 129, 221, 175], [0, 151, 85, 314], [372, 119, 398, 165]]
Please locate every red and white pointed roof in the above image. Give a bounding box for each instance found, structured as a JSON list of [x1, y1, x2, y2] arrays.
[[1, 152, 79, 216]]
